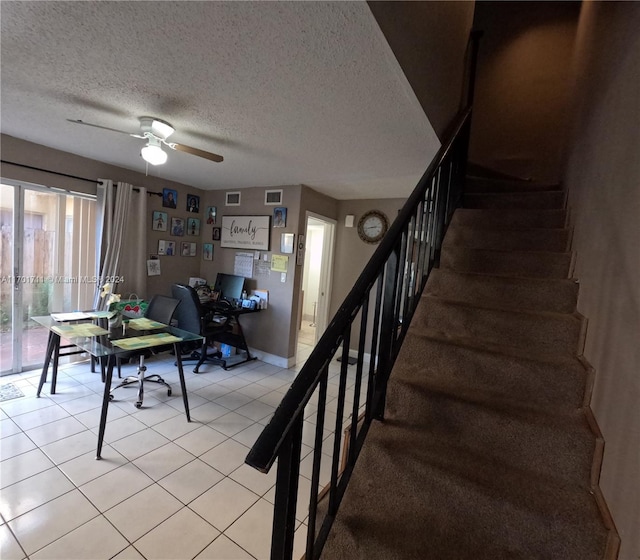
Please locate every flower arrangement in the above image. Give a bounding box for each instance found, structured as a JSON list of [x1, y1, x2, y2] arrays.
[[100, 283, 121, 310]]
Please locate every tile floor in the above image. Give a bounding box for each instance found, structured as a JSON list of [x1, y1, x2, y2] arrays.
[[0, 329, 366, 559]]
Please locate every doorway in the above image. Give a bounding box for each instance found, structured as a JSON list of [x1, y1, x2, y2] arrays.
[[297, 213, 335, 363], [0, 180, 97, 375]]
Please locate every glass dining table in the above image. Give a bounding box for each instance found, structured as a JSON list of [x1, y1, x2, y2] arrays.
[[31, 315, 203, 459]]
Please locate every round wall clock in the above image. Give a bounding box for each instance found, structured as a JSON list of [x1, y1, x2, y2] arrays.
[[357, 210, 389, 244]]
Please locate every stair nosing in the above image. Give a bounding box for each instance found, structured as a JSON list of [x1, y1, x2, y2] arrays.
[[420, 294, 583, 323], [443, 245, 572, 257], [432, 268, 579, 287], [407, 326, 583, 365]]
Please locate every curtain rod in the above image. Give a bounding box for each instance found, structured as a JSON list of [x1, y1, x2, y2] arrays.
[[1, 160, 163, 196]]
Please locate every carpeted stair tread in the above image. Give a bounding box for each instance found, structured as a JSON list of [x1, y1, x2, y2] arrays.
[[443, 224, 570, 252], [322, 419, 608, 560], [383, 378, 595, 485], [425, 268, 578, 313], [440, 245, 572, 278], [465, 176, 561, 193], [463, 190, 565, 209], [413, 295, 584, 356], [398, 330, 587, 410], [451, 208, 567, 229]]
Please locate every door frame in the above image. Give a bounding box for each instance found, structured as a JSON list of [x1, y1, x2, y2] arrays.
[[301, 211, 336, 346]]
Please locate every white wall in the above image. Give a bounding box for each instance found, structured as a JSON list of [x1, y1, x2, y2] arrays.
[[564, 3, 640, 558]]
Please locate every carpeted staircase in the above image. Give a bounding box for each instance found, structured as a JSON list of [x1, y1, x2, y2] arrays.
[[321, 176, 618, 559]]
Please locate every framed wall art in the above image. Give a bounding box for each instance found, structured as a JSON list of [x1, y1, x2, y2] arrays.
[[221, 215, 270, 250]]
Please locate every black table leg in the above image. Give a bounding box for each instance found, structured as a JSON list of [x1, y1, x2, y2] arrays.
[[174, 342, 191, 422], [51, 335, 61, 394], [96, 355, 115, 460], [37, 332, 58, 397]]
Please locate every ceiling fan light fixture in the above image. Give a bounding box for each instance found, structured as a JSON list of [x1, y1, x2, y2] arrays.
[[151, 119, 175, 140], [141, 139, 167, 165]]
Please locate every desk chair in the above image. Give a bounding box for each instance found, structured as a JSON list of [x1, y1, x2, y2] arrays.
[[110, 295, 180, 408], [171, 283, 231, 373]]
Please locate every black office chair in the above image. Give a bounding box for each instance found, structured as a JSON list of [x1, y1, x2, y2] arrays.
[[171, 283, 232, 373], [110, 295, 180, 408]]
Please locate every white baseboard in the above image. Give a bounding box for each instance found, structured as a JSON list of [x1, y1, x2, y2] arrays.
[[249, 348, 296, 369]]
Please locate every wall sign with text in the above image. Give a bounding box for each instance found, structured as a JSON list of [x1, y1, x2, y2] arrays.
[[221, 215, 271, 250]]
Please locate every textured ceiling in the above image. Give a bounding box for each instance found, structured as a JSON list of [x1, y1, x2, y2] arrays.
[[0, 1, 439, 199]]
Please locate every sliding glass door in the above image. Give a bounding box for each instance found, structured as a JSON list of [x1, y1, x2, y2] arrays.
[[0, 180, 97, 375]]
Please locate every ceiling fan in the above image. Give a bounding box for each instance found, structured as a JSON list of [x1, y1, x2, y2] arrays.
[[67, 116, 223, 165]]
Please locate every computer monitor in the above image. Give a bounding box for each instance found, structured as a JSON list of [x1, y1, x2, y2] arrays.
[[213, 273, 245, 303]]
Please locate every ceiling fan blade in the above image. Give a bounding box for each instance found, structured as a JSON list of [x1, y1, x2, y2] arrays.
[[66, 119, 143, 138], [170, 143, 224, 163]]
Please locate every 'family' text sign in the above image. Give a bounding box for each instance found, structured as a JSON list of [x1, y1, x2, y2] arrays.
[[221, 216, 271, 250]]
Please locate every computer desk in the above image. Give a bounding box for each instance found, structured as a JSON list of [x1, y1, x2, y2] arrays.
[[202, 301, 260, 369]]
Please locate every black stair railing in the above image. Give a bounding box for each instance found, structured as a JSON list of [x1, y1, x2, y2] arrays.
[[246, 31, 481, 560]]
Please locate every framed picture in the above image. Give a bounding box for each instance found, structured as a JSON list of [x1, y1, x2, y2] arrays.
[[187, 194, 200, 213], [212, 227, 221, 241], [181, 242, 196, 256], [273, 207, 287, 228], [152, 211, 167, 231], [187, 218, 201, 236], [225, 191, 241, 206], [206, 206, 217, 225], [171, 217, 185, 236], [203, 243, 213, 261], [165, 241, 176, 256], [162, 188, 177, 209], [281, 233, 295, 254], [158, 240, 166, 255], [221, 215, 271, 250]]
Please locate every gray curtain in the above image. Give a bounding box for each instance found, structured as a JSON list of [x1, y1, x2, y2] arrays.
[[94, 180, 147, 309]]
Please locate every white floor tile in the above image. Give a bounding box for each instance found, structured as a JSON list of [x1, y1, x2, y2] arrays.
[[229, 463, 277, 497], [152, 412, 202, 440], [173, 425, 228, 457], [40, 429, 98, 464], [133, 507, 219, 560], [110, 427, 170, 461], [0, 449, 55, 490], [73, 402, 128, 429], [58, 446, 128, 487], [0, 432, 37, 461], [214, 391, 254, 411], [132, 442, 194, 481], [190, 477, 259, 532], [0, 522, 26, 560], [158, 458, 224, 505], [104, 484, 183, 542], [30, 514, 128, 560], [0, 467, 74, 521], [91, 414, 147, 444], [190, 401, 232, 423], [234, 400, 275, 422], [225, 498, 274, 559], [209, 411, 255, 437], [79, 463, 153, 512], [111, 544, 146, 559], [195, 534, 253, 559], [10, 404, 69, 432], [231, 422, 267, 448], [0, 418, 22, 439], [200, 439, 250, 476], [24, 416, 87, 447], [8, 489, 99, 555]]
